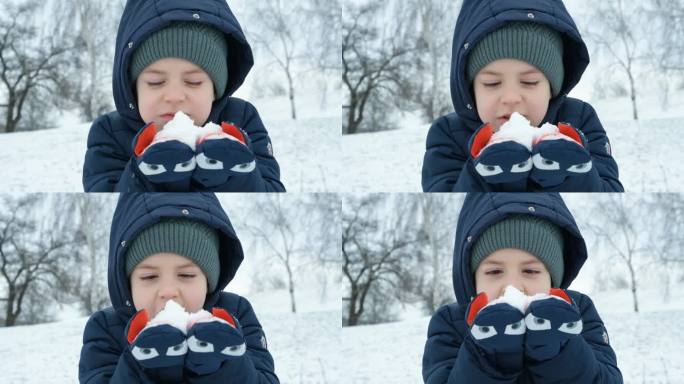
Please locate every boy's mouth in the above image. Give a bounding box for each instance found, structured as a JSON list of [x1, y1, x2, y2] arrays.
[[160, 113, 176, 122]]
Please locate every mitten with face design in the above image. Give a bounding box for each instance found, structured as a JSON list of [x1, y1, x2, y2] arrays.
[[465, 292, 526, 372], [469, 122, 534, 185], [530, 122, 593, 188], [185, 307, 247, 376], [131, 122, 196, 191], [125, 308, 187, 382], [192, 122, 257, 189], [524, 288, 583, 361]]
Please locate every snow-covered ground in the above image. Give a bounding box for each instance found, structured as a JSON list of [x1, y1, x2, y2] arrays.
[[342, 284, 684, 383], [0, 284, 341, 384], [0, 88, 340, 193], [341, 90, 684, 192]]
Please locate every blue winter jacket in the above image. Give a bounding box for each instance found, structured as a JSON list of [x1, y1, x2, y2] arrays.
[[82, 0, 284, 192], [422, 0, 623, 192], [79, 193, 279, 383], [422, 193, 623, 383]]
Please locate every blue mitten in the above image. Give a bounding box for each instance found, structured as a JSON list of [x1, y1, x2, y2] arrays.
[[185, 308, 247, 376], [125, 309, 187, 382], [192, 122, 257, 188], [530, 123, 593, 188], [524, 288, 583, 361], [469, 123, 533, 185], [132, 122, 196, 191], [466, 292, 526, 372]]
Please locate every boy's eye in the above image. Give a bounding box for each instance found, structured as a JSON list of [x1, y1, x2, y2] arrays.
[[140, 275, 158, 281], [521, 81, 540, 86], [485, 270, 502, 276], [483, 82, 500, 88], [146, 81, 164, 87], [523, 269, 540, 275], [186, 81, 203, 86], [179, 274, 196, 279]]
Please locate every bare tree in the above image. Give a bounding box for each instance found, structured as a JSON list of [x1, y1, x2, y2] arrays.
[[582, 194, 652, 313], [342, 195, 420, 326], [646, 0, 684, 73], [584, 0, 647, 120], [246, 0, 307, 120], [399, 0, 459, 122], [0, 195, 85, 326], [0, 1, 73, 133], [413, 194, 460, 313], [58, 0, 119, 121], [64, 194, 117, 314], [241, 195, 335, 313], [342, 2, 418, 134]]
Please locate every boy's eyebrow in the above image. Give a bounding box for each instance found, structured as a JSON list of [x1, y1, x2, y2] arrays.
[[176, 262, 199, 269], [136, 264, 159, 270], [521, 259, 544, 265], [141, 69, 204, 75], [479, 69, 542, 76], [481, 259, 504, 265]]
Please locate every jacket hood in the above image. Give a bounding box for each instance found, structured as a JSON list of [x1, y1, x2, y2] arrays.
[[113, 0, 254, 130], [452, 193, 587, 305], [108, 193, 244, 316], [450, 0, 589, 128]]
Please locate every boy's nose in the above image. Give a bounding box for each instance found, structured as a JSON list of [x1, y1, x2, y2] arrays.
[[159, 284, 180, 301], [501, 277, 525, 296], [500, 86, 522, 105], [163, 85, 186, 103]]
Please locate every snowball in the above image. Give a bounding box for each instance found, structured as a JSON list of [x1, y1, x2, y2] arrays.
[[484, 285, 569, 313], [484, 112, 573, 151], [485, 285, 529, 313], [187, 308, 230, 328], [156, 111, 223, 150], [142, 299, 232, 334], [487, 112, 540, 151], [145, 299, 190, 334]]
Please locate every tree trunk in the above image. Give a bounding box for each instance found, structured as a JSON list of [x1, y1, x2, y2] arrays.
[[286, 67, 297, 121], [285, 261, 297, 313], [627, 68, 639, 121], [627, 260, 639, 313]]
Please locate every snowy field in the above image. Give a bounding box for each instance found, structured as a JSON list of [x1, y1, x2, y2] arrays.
[[0, 284, 341, 384], [341, 91, 684, 193], [0, 90, 340, 193], [341, 284, 684, 383]]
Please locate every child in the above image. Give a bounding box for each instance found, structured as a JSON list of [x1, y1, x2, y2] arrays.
[[79, 193, 278, 383], [421, 0, 623, 192], [422, 193, 622, 383], [83, 0, 285, 192]]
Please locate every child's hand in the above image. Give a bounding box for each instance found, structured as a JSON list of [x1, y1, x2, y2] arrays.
[[131, 122, 196, 190], [524, 288, 583, 361], [469, 122, 533, 185], [125, 309, 187, 380], [466, 292, 526, 371], [185, 307, 247, 376], [192, 122, 256, 188], [530, 122, 593, 188]]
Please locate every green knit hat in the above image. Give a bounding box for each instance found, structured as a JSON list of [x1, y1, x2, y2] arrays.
[[467, 22, 565, 96], [470, 215, 565, 287], [130, 22, 229, 99], [126, 218, 221, 292]]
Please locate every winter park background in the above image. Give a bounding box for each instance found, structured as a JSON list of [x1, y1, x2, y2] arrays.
[[0, 193, 341, 383], [340, 193, 684, 383], [341, 0, 684, 192], [0, 0, 340, 192]]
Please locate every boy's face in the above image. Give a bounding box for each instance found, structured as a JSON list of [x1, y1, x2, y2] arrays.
[[130, 252, 208, 317], [136, 58, 215, 130], [474, 248, 552, 300], [473, 59, 552, 130]]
